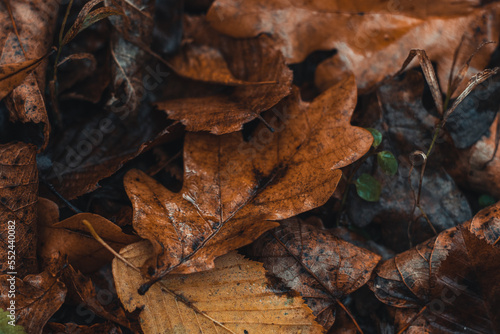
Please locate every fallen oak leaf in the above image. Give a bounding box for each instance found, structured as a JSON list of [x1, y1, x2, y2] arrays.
[[156, 15, 292, 134], [37, 198, 140, 273], [247, 217, 381, 332], [125, 74, 372, 291], [168, 44, 275, 86], [369, 202, 500, 333], [113, 241, 324, 334], [207, 0, 500, 94]]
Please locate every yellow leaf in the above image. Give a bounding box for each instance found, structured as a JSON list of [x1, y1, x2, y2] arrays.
[[113, 241, 324, 334]]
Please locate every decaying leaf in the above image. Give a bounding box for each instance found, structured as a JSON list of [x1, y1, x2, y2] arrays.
[[38, 106, 173, 200], [124, 75, 372, 288], [0, 269, 66, 334], [38, 198, 139, 273], [61, 0, 122, 46], [247, 217, 381, 331], [369, 202, 500, 333], [0, 55, 48, 101], [0, 142, 38, 276], [447, 114, 500, 198], [43, 322, 122, 334], [107, 0, 155, 115], [61, 265, 132, 330], [0, 0, 60, 149], [156, 16, 293, 134], [207, 0, 500, 93], [113, 241, 324, 334]]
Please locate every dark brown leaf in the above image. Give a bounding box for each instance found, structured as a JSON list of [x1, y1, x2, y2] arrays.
[[0, 269, 66, 334], [124, 75, 372, 288], [0, 0, 60, 149], [369, 202, 500, 333], [39, 107, 175, 200], [107, 0, 155, 115], [247, 217, 381, 331], [61, 0, 122, 46], [0, 142, 38, 276], [61, 265, 133, 330], [156, 15, 293, 134], [43, 322, 122, 334]]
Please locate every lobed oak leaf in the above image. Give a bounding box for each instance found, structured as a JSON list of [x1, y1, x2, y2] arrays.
[[124, 74, 372, 290], [113, 241, 324, 334], [247, 217, 381, 331], [156, 16, 293, 134], [369, 202, 500, 333], [0, 142, 38, 276], [38, 198, 140, 273], [207, 0, 500, 94]]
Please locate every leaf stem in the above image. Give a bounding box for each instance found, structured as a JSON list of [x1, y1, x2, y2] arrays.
[[52, 0, 74, 100], [81, 219, 140, 272]]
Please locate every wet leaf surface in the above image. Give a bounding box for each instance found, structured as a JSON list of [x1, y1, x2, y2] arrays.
[[125, 75, 372, 286]]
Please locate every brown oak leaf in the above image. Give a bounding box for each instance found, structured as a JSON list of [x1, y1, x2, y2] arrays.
[[156, 16, 293, 134], [124, 74, 372, 290], [207, 0, 500, 94]]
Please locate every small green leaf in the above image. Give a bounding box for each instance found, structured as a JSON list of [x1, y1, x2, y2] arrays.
[[0, 309, 27, 334], [478, 194, 496, 208], [377, 151, 398, 176], [354, 173, 381, 202], [366, 128, 382, 148]]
